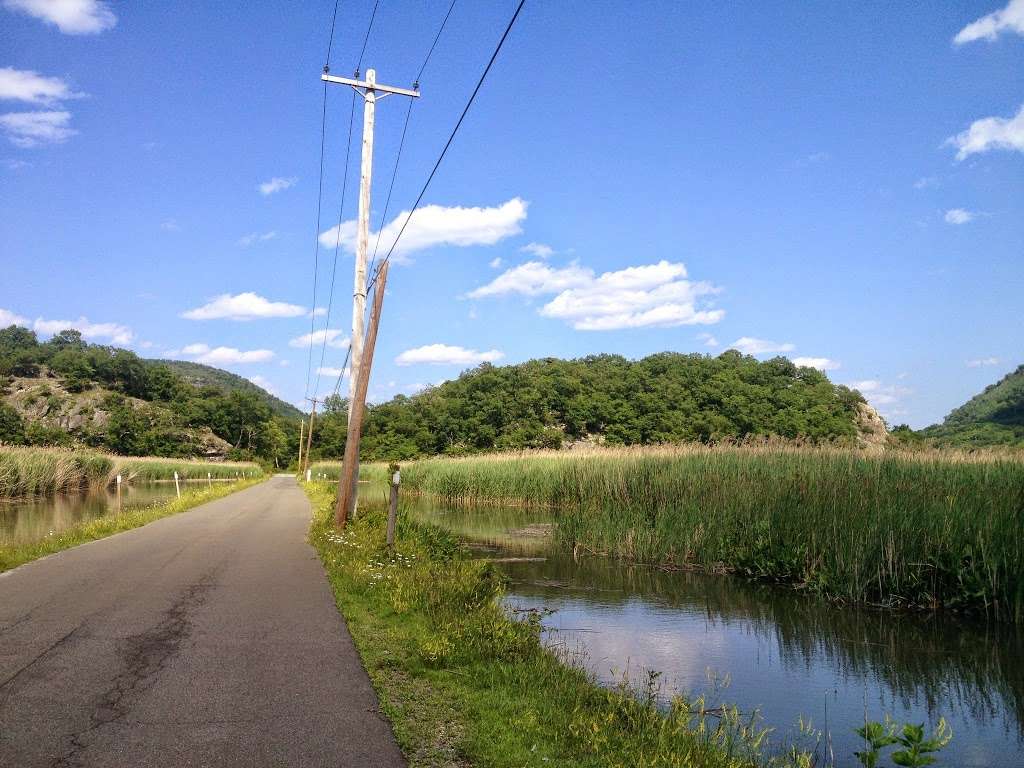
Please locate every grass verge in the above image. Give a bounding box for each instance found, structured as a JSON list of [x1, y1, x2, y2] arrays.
[[304, 481, 816, 768], [397, 446, 1024, 620], [0, 477, 263, 572]]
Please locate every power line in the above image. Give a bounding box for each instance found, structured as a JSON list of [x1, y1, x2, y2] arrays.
[[312, 89, 359, 401], [416, 0, 457, 84], [368, 0, 526, 289], [365, 97, 414, 288], [355, 0, 380, 74], [325, 0, 342, 68], [303, 80, 330, 403]]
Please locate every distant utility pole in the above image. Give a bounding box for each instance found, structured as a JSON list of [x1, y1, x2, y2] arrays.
[[321, 67, 419, 418], [303, 397, 320, 477], [297, 418, 305, 471]]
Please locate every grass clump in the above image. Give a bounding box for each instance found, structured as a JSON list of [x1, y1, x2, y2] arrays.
[[111, 456, 261, 483], [0, 477, 262, 572], [0, 445, 113, 497], [305, 482, 816, 768], [398, 445, 1024, 621]]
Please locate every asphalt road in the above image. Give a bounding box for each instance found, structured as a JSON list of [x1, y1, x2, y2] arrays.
[[0, 476, 406, 767]]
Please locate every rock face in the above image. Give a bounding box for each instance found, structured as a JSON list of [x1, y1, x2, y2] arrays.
[[855, 402, 888, 449]]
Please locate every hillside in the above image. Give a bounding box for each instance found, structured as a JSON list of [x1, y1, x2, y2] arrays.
[[149, 359, 303, 420], [0, 325, 296, 465], [921, 364, 1024, 447], [311, 351, 877, 460]]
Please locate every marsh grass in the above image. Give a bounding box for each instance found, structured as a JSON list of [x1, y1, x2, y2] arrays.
[[305, 482, 817, 767], [0, 446, 262, 498], [396, 445, 1024, 620], [0, 477, 262, 572]]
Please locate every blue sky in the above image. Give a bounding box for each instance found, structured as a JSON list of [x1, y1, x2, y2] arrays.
[[1, 0, 1022, 428]]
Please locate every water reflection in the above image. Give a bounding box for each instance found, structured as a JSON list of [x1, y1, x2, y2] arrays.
[[407, 496, 1023, 768], [0, 483, 181, 546]]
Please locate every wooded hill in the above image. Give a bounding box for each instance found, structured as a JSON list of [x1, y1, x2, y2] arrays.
[[0, 325, 296, 465], [150, 359, 303, 420], [918, 364, 1024, 448], [311, 351, 874, 461]]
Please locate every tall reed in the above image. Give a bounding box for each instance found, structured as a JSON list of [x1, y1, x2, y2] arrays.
[[0, 446, 262, 498], [399, 445, 1024, 620]]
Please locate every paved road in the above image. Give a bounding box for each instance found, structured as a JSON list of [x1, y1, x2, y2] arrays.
[[0, 476, 406, 767]]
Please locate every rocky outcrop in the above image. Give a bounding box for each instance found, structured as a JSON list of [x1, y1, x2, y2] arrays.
[[855, 402, 888, 449]]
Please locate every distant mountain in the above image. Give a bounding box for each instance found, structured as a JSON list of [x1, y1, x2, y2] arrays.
[[921, 364, 1024, 447], [148, 360, 303, 420]]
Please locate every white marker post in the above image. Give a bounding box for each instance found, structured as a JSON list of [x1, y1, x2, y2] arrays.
[[305, 469, 312, 483], [116, 474, 122, 512], [173, 471, 180, 499], [386, 467, 400, 549], [207, 472, 212, 488]]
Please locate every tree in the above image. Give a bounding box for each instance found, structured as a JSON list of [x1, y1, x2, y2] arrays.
[[0, 403, 25, 444]]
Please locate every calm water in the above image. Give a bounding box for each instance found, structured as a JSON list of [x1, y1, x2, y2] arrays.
[[407, 498, 1023, 768], [0, 483, 181, 546]]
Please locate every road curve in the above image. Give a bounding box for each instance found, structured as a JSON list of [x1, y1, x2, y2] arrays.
[[0, 475, 405, 767]]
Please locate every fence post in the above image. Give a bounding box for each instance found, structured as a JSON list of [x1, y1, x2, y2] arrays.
[[207, 472, 212, 488], [174, 471, 181, 499], [386, 465, 400, 549], [116, 474, 122, 512]]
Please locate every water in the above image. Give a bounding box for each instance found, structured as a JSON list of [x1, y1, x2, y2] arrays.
[[407, 498, 1023, 768], [0, 483, 182, 547]]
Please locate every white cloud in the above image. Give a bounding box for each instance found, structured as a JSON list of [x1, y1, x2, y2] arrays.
[[967, 357, 1000, 367], [4, 158, 31, 170], [730, 337, 796, 356], [247, 375, 279, 396], [944, 208, 975, 225], [848, 379, 912, 410], [520, 241, 554, 258], [0, 67, 81, 105], [792, 356, 840, 371], [468, 261, 591, 298], [316, 366, 347, 378], [489, 257, 503, 269], [947, 103, 1024, 160], [470, 259, 723, 331], [319, 198, 527, 262], [257, 176, 297, 195], [169, 343, 274, 365], [0, 307, 29, 326], [913, 176, 938, 190], [182, 292, 305, 321], [160, 218, 180, 232], [237, 230, 277, 247], [395, 344, 504, 367], [3, 0, 116, 34], [33, 316, 133, 345], [288, 329, 349, 349], [0, 110, 75, 147], [697, 332, 719, 348], [954, 0, 1024, 44]]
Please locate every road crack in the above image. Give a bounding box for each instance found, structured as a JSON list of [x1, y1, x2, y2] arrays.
[[52, 573, 217, 767]]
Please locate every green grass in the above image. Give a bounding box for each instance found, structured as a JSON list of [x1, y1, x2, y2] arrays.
[[0, 446, 262, 498], [0, 477, 263, 572], [396, 446, 1024, 621], [0, 445, 113, 497], [304, 482, 817, 768]]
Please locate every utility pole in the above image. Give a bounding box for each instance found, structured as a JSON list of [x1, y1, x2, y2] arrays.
[[335, 260, 389, 526], [303, 397, 319, 477], [321, 66, 419, 520], [297, 418, 305, 471], [321, 68, 419, 417]]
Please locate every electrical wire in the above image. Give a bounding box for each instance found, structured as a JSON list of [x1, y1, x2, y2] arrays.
[[355, 0, 380, 74], [368, 0, 526, 290], [312, 89, 359, 401], [415, 0, 457, 84], [303, 80, 330, 403]]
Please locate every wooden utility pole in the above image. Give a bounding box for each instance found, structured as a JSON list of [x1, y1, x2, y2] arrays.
[[303, 398, 319, 477], [297, 418, 305, 471], [335, 260, 389, 527], [321, 68, 419, 421]]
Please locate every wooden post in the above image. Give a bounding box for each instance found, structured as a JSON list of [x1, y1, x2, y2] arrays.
[[335, 260, 389, 527], [297, 418, 305, 472], [386, 465, 400, 548], [173, 471, 180, 498]]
